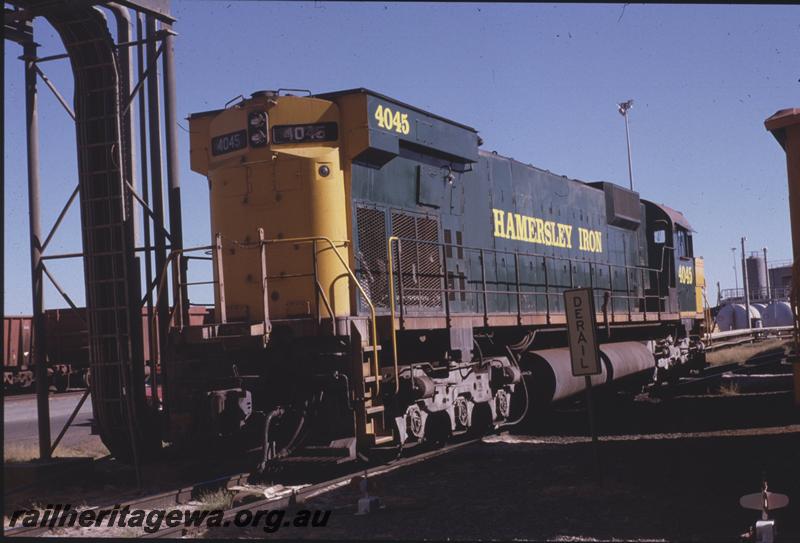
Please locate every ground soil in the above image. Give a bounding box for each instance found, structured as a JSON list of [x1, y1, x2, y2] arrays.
[[5, 346, 799, 541], [204, 390, 800, 542]]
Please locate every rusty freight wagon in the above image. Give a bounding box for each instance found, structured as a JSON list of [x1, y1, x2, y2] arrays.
[[3, 307, 211, 393]]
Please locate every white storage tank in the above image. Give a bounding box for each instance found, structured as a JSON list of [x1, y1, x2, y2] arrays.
[[719, 304, 762, 330], [761, 301, 794, 327], [716, 304, 736, 331], [736, 304, 762, 329]]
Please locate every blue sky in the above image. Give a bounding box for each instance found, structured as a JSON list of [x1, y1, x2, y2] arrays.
[[4, 2, 798, 314]]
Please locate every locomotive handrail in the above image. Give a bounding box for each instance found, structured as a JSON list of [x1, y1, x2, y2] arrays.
[[387, 236, 401, 393], [258, 236, 383, 394], [153, 236, 385, 392], [384, 235, 672, 322], [149, 243, 214, 345], [384, 234, 666, 393], [389, 235, 672, 274]]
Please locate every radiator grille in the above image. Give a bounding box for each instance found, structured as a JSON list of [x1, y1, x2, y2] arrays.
[[391, 212, 443, 312], [355, 207, 389, 310]]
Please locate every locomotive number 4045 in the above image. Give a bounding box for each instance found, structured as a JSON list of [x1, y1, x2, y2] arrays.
[[678, 264, 694, 285], [374, 104, 410, 135]]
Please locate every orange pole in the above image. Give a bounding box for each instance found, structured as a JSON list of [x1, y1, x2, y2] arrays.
[[765, 108, 800, 406]]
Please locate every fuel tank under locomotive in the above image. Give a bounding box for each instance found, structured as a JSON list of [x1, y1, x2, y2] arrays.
[[521, 341, 659, 407]]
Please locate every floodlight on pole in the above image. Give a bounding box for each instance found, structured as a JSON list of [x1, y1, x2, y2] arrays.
[[617, 99, 634, 191], [731, 247, 739, 292]]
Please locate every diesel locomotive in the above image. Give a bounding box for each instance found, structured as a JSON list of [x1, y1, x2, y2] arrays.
[[158, 88, 705, 464]]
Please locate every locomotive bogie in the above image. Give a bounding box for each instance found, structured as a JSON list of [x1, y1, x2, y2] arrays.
[[389, 355, 521, 445]]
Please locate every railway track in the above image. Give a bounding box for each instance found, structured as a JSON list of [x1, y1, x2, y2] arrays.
[[664, 348, 790, 397], [5, 438, 481, 538], [146, 437, 481, 539], [703, 325, 795, 352]]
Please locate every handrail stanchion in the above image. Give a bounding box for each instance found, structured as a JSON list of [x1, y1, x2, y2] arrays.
[[657, 269, 662, 321], [442, 244, 451, 327], [258, 228, 270, 334], [514, 251, 522, 325], [480, 249, 488, 326], [395, 239, 406, 327], [543, 256, 551, 323], [625, 262, 632, 319], [214, 233, 227, 324], [642, 268, 647, 321], [608, 263, 614, 321], [387, 236, 401, 393], [312, 239, 319, 323]]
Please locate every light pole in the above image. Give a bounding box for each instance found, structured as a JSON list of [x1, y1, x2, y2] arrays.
[[617, 99, 634, 191], [731, 247, 739, 293], [762, 247, 771, 302], [741, 237, 751, 328]]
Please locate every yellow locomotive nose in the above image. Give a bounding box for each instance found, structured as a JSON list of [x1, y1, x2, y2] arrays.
[[189, 95, 349, 323]]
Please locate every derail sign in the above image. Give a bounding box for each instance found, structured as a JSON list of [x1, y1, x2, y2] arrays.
[[564, 288, 602, 377]]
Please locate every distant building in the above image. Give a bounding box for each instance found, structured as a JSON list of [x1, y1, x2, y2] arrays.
[[720, 262, 792, 304], [769, 264, 792, 299]]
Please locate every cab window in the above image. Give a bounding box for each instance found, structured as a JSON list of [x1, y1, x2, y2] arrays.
[[674, 227, 693, 259]]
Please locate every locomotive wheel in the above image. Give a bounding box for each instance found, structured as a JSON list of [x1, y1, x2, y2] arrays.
[[53, 371, 69, 393], [467, 402, 493, 436], [454, 397, 469, 429], [424, 411, 451, 447]]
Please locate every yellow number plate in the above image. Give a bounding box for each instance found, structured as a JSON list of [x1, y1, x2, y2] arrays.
[[374, 104, 410, 135], [678, 265, 694, 285]]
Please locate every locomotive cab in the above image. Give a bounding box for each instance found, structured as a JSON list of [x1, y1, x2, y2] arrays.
[[643, 201, 705, 329], [189, 92, 351, 326]]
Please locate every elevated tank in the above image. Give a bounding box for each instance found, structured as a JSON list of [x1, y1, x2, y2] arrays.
[[746, 254, 768, 300], [762, 301, 794, 327]]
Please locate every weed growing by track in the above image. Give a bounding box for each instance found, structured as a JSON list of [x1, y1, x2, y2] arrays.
[[705, 338, 791, 366], [195, 489, 235, 511]]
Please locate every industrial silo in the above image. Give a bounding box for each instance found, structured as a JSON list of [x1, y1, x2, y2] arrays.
[[746, 253, 768, 300]]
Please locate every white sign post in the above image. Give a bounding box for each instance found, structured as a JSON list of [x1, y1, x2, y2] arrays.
[[564, 287, 603, 482]]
